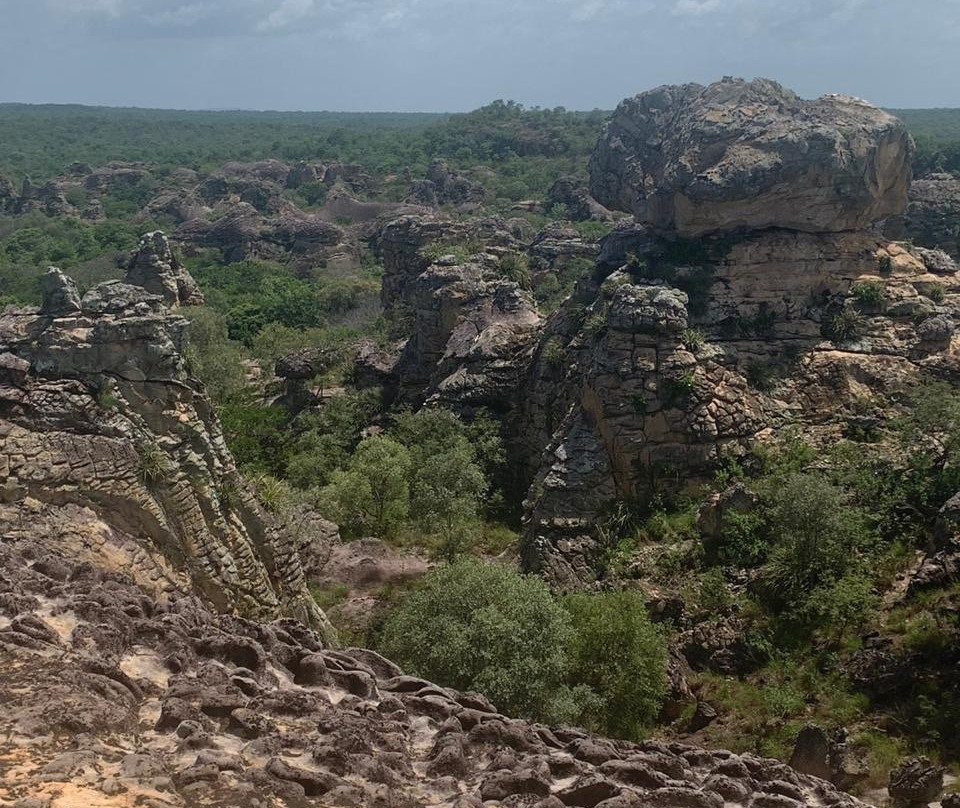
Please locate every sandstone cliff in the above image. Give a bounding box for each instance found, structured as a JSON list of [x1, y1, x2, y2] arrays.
[[0, 234, 333, 639]]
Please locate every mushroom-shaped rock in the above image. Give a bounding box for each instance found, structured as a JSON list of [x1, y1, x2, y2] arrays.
[[589, 77, 913, 236], [125, 231, 204, 307], [41, 267, 82, 315], [275, 347, 336, 380]]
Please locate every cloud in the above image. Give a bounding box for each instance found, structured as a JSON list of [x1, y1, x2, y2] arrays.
[[673, 0, 723, 16], [257, 0, 316, 31]]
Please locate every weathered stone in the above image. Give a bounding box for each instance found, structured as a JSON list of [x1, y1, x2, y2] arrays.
[[590, 77, 912, 236]]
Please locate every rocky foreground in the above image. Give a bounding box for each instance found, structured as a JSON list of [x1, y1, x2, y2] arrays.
[[0, 535, 868, 808]]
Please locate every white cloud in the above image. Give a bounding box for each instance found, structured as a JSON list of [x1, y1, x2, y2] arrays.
[[258, 0, 316, 31], [672, 0, 723, 16]]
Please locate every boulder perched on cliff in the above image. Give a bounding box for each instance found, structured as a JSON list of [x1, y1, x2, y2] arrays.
[[124, 231, 205, 307], [589, 77, 913, 236]]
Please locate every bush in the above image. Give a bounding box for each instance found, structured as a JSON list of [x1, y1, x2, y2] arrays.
[[759, 473, 872, 627], [562, 591, 668, 738], [498, 252, 531, 289], [183, 306, 248, 404], [138, 442, 172, 483], [379, 559, 575, 722], [851, 281, 886, 307], [320, 436, 411, 539], [825, 307, 863, 343]]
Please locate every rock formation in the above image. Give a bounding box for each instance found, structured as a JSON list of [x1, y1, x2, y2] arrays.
[[0, 238, 332, 640], [547, 175, 614, 222], [372, 214, 541, 411], [406, 159, 486, 208], [508, 80, 958, 587], [0, 535, 871, 807], [124, 231, 205, 307], [589, 78, 913, 236], [173, 201, 343, 263]]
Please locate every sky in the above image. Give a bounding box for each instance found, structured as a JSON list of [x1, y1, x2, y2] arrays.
[[0, 0, 957, 111]]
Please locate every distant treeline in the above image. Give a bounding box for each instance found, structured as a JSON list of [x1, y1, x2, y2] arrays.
[[0, 101, 606, 192], [891, 108, 960, 176]]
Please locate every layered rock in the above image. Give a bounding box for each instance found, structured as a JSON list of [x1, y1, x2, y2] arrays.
[[0, 250, 332, 638], [406, 158, 486, 208], [174, 201, 343, 262], [518, 81, 959, 587], [589, 77, 913, 236], [547, 175, 614, 222], [0, 535, 871, 807]]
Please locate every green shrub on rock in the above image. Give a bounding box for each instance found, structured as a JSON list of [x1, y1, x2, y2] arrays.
[[379, 559, 575, 723]]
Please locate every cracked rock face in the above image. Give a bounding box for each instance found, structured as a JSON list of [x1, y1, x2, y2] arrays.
[[0, 538, 872, 808], [0, 264, 332, 640], [589, 77, 913, 237], [124, 231, 205, 308]]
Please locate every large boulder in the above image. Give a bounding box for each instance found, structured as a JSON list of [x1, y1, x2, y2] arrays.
[[589, 77, 913, 236]]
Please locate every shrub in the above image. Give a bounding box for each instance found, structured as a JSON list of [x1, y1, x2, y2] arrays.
[[498, 252, 531, 289], [681, 328, 706, 352], [541, 336, 565, 367], [825, 307, 863, 343], [851, 281, 886, 307], [926, 282, 946, 303], [138, 442, 172, 483], [563, 591, 668, 738], [379, 559, 575, 722], [759, 473, 872, 628], [250, 473, 293, 514], [183, 306, 248, 404]]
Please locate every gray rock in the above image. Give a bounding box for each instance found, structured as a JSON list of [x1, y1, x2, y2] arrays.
[[889, 757, 944, 805], [41, 267, 81, 315], [590, 77, 912, 236]]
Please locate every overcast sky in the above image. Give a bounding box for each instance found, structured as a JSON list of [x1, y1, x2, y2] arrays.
[[0, 0, 957, 111]]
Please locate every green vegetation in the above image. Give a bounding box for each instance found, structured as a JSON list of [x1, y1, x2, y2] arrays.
[[563, 590, 668, 737], [379, 559, 576, 722], [380, 559, 667, 733]]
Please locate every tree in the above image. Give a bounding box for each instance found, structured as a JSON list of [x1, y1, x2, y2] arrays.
[[320, 436, 411, 539], [410, 441, 487, 558], [183, 306, 248, 404], [379, 559, 575, 722], [758, 472, 872, 634], [563, 591, 668, 739]]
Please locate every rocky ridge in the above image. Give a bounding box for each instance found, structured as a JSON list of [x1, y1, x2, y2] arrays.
[[0, 233, 332, 638], [0, 535, 871, 808]]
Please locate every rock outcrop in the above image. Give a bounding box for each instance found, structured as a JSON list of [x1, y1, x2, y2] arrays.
[[547, 175, 614, 222], [589, 77, 913, 236], [124, 231, 205, 307], [174, 201, 343, 263], [516, 81, 959, 587], [0, 535, 872, 807], [372, 214, 541, 410], [406, 158, 486, 208], [0, 243, 332, 639]]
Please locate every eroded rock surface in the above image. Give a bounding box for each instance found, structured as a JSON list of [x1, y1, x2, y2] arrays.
[[589, 77, 913, 236], [0, 538, 871, 808], [0, 245, 331, 638]]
